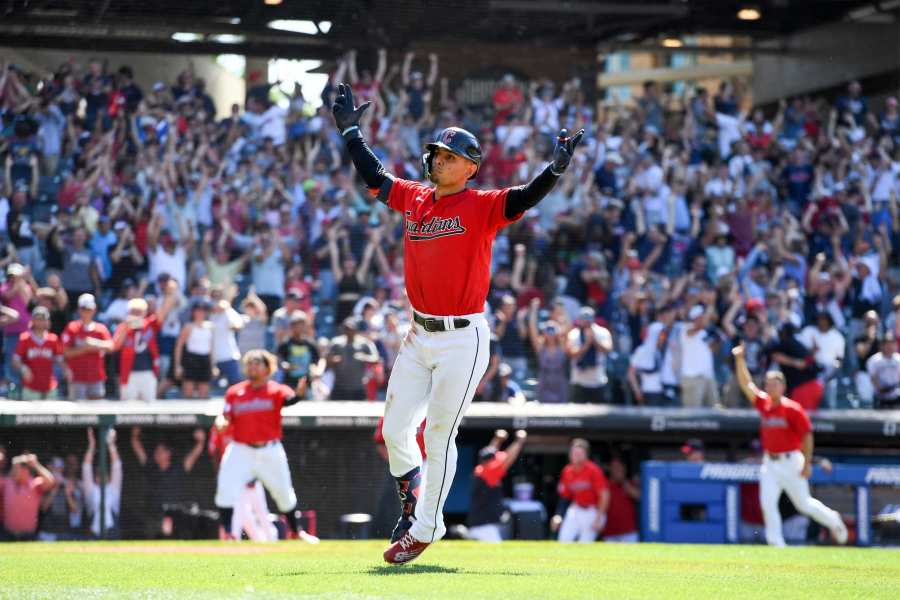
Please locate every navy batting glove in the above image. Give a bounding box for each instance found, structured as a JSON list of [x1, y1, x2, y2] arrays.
[[332, 83, 372, 134], [550, 128, 585, 175]]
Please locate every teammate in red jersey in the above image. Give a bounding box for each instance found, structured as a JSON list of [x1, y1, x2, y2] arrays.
[[12, 306, 66, 400], [213, 349, 318, 543], [333, 83, 583, 564], [733, 343, 847, 547], [551, 438, 609, 543]]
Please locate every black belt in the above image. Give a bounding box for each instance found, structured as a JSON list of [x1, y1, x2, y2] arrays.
[[413, 312, 471, 332], [246, 441, 278, 449]]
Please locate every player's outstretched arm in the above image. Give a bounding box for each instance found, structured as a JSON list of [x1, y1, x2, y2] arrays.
[[332, 83, 394, 203], [732, 344, 761, 404], [504, 128, 584, 220]]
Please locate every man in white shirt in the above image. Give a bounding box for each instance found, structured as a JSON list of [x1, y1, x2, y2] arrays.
[[677, 304, 719, 407], [866, 333, 900, 409], [566, 307, 613, 404], [799, 312, 845, 378]]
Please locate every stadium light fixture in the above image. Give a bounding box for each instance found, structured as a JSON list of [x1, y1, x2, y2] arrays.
[[319, 21, 332, 33], [268, 19, 320, 34], [264, 0, 283, 6], [661, 38, 683, 48], [737, 7, 762, 21], [172, 32, 203, 43]]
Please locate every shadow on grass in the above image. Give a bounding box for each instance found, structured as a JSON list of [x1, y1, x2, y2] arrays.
[[367, 564, 461, 575]]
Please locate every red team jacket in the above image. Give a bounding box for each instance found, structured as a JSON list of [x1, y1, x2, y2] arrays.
[[386, 179, 520, 315], [114, 315, 161, 384], [15, 331, 62, 392], [754, 393, 811, 453], [557, 460, 608, 509], [223, 380, 295, 445], [61, 320, 111, 384]]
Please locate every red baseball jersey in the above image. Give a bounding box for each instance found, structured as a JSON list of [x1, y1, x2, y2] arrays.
[[604, 479, 638, 537], [61, 320, 111, 383], [754, 393, 811, 453], [557, 459, 608, 509], [15, 331, 62, 392], [474, 451, 509, 488], [223, 380, 295, 445], [386, 178, 521, 315]]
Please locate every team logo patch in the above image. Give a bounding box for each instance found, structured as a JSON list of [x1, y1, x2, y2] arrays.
[[442, 129, 456, 144], [404, 211, 467, 241]]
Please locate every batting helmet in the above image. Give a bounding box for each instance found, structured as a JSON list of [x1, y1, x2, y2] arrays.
[[422, 127, 482, 181]]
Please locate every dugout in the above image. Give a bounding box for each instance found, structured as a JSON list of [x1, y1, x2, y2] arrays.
[[1, 400, 898, 540]]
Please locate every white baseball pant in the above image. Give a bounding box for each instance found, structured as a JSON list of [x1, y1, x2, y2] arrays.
[[467, 523, 503, 543], [121, 371, 157, 402], [759, 450, 843, 547], [559, 504, 604, 543], [214, 441, 297, 513], [381, 312, 490, 544], [232, 481, 276, 542]]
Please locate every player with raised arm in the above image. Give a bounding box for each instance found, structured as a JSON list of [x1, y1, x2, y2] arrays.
[[333, 83, 583, 564], [732, 343, 848, 547], [213, 349, 318, 543]]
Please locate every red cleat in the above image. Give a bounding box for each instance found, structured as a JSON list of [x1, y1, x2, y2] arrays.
[[383, 530, 430, 565]]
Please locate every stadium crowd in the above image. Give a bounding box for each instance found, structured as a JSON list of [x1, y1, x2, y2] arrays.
[[1, 51, 900, 410]]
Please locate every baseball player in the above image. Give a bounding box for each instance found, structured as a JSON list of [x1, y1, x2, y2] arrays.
[[333, 83, 583, 564], [733, 344, 848, 547], [466, 429, 527, 543], [551, 438, 609, 543], [213, 349, 318, 543]]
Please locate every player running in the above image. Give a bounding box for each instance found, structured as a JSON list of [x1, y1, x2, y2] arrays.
[[733, 344, 848, 547], [551, 438, 609, 543], [213, 349, 318, 543], [333, 83, 583, 564]]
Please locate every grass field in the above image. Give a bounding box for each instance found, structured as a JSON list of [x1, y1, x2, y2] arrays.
[[2, 540, 899, 599]]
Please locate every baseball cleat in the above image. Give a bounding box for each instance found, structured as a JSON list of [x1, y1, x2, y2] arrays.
[[287, 529, 320, 544], [831, 517, 848, 545], [383, 530, 430, 565], [390, 516, 414, 543]]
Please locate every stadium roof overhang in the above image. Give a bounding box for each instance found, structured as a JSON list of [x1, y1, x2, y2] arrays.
[[0, 0, 888, 59]]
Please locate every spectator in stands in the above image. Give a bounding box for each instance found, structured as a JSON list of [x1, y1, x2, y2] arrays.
[[2, 453, 56, 541], [174, 299, 215, 399], [527, 300, 568, 404], [130, 427, 206, 538], [799, 311, 845, 408], [62, 293, 113, 400], [237, 294, 268, 357], [277, 310, 322, 399], [37, 455, 84, 541], [677, 304, 719, 407], [768, 319, 822, 411], [1, 262, 32, 391], [495, 295, 529, 384], [112, 289, 176, 402], [866, 332, 900, 409], [493, 363, 526, 405], [327, 316, 380, 400], [466, 429, 527, 542], [13, 306, 66, 400], [251, 224, 290, 318], [82, 428, 122, 539], [271, 289, 306, 346], [853, 310, 882, 404], [210, 291, 244, 387], [566, 307, 613, 403], [603, 455, 640, 543]]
